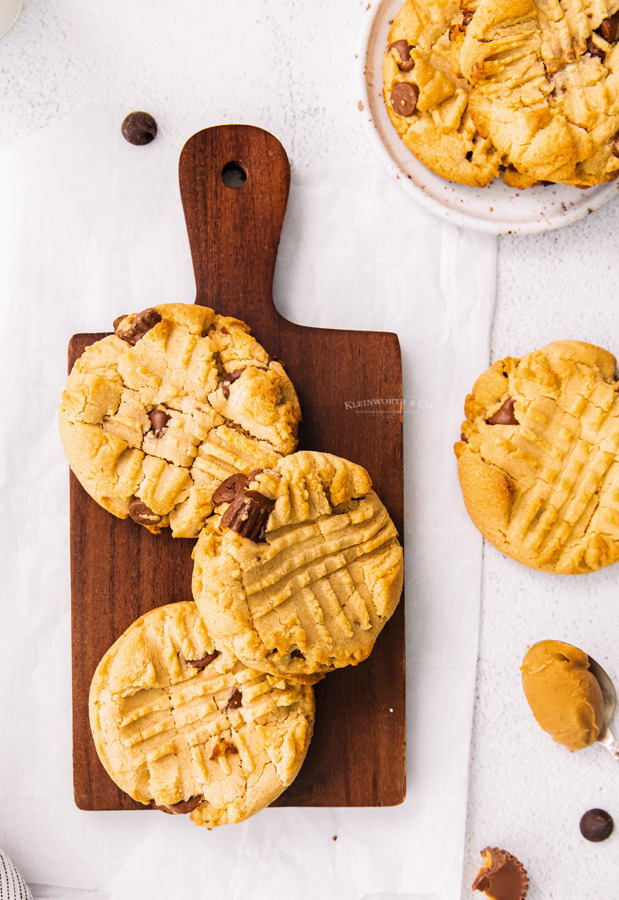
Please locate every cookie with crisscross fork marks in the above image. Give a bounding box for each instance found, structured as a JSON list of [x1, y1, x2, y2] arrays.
[[456, 341, 619, 574], [192, 452, 404, 682], [461, 0, 619, 186], [89, 602, 314, 828], [60, 303, 301, 538]]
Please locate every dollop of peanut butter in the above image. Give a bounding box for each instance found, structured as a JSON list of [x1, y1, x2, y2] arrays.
[[521, 640, 604, 752]]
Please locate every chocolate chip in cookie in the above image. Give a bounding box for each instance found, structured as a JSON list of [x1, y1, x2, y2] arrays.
[[487, 398, 519, 425], [226, 688, 243, 710], [388, 39, 415, 71], [586, 37, 606, 58], [390, 82, 419, 117], [152, 796, 202, 815], [116, 308, 162, 345], [219, 368, 245, 399], [597, 11, 619, 43], [149, 409, 170, 437], [128, 498, 162, 527], [211, 473, 250, 506]]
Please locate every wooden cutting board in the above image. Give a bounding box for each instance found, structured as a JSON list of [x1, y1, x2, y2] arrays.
[[70, 124, 405, 811]]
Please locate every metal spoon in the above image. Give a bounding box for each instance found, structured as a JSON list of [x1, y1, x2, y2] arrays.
[[587, 656, 619, 761]]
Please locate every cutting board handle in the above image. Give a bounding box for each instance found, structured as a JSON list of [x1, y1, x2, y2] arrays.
[[179, 125, 290, 330]]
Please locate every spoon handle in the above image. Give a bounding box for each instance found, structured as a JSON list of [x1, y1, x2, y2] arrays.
[[599, 732, 619, 761]]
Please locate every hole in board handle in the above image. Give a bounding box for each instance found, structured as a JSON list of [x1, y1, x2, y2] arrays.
[[222, 161, 247, 189]]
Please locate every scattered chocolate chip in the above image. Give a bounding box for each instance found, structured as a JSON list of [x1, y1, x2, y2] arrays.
[[212, 473, 250, 506], [597, 11, 619, 43], [332, 835, 338, 841], [128, 498, 162, 527], [152, 796, 202, 815], [487, 398, 519, 425], [466, 150, 473, 161], [587, 37, 605, 58], [390, 81, 419, 117], [220, 490, 276, 542], [462, 9, 474, 24], [226, 688, 243, 710], [388, 39, 415, 71], [612, 133, 619, 158], [460, 432, 468, 442], [149, 409, 171, 437], [122, 111, 158, 146], [186, 651, 219, 669], [116, 308, 162, 345], [113, 314, 128, 332], [247, 468, 265, 482], [580, 809, 614, 842]]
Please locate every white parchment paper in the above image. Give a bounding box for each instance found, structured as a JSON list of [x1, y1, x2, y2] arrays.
[[0, 108, 496, 900]]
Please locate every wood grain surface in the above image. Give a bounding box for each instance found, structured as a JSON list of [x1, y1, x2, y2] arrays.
[[70, 124, 405, 812]]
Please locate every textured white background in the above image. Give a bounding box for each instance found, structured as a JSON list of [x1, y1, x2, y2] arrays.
[[0, 1, 618, 899]]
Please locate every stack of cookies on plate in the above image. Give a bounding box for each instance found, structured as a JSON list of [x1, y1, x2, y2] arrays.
[[59, 303, 404, 829], [383, 0, 619, 187]]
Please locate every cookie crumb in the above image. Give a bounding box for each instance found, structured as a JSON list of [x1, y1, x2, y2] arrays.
[[332, 835, 338, 841]]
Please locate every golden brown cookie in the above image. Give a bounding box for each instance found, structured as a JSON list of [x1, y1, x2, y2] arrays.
[[456, 341, 619, 574], [383, 0, 505, 186], [89, 602, 314, 828], [192, 451, 404, 682], [461, 0, 619, 186], [59, 304, 301, 537]]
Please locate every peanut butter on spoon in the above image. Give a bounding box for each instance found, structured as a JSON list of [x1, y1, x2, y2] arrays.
[[521, 640, 604, 752]]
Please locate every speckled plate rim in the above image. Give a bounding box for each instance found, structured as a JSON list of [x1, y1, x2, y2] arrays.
[[357, 0, 619, 235], [0, 0, 22, 39]]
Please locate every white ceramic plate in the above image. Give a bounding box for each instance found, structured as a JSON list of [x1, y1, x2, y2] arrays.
[[0, 0, 22, 38], [357, 0, 619, 234]]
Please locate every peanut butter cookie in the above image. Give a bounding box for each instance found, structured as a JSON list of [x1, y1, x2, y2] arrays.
[[89, 602, 314, 828], [383, 0, 504, 186], [456, 341, 619, 574], [59, 304, 301, 537], [461, 0, 619, 186], [192, 451, 404, 682]]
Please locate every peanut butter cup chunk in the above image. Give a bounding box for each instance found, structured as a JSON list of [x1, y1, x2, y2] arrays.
[[192, 451, 403, 683], [456, 341, 619, 574], [472, 847, 529, 900], [89, 602, 314, 828]]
